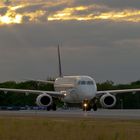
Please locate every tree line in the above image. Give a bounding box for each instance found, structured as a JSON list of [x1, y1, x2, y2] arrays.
[[0, 80, 140, 109]]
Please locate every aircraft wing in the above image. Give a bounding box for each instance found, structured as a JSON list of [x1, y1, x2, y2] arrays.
[[0, 88, 64, 98], [96, 88, 140, 96]]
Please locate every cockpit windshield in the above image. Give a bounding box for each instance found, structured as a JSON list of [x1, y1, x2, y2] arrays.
[[78, 80, 94, 85]]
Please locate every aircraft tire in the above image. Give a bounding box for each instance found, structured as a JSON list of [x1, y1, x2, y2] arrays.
[[52, 103, 57, 111], [47, 105, 51, 111], [93, 104, 97, 111]]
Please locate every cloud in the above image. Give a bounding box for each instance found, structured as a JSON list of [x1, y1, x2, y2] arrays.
[[0, 7, 8, 15], [0, 0, 140, 25], [0, 20, 140, 49], [0, 0, 140, 83], [91, 0, 140, 9]]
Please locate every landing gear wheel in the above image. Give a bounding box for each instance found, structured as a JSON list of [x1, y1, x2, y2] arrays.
[[63, 103, 68, 109], [47, 105, 51, 111], [83, 105, 91, 111], [52, 103, 57, 111], [83, 106, 86, 111], [93, 104, 97, 111]]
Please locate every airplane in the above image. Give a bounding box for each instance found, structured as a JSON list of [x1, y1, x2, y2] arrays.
[[0, 45, 140, 111]]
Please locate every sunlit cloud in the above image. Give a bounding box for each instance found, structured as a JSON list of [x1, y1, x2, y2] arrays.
[[94, 10, 140, 22], [0, 4, 25, 25], [48, 6, 140, 22], [0, 0, 140, 25]]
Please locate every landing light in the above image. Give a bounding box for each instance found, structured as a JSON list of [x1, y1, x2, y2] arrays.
[[84, 103, 87, 107], [61, 91, 67, 96]]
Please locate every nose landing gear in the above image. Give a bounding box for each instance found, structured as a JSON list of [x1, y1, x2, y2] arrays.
[[92, 103, 97, 111], [82, 99, 91, 111], [47, 102, 57, 111], [82, 99, 97, 111]]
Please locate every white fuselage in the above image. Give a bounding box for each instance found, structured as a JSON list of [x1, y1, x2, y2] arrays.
[[54, 76, 97, 103]]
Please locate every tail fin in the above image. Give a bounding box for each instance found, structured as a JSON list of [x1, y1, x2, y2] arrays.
[[57, 45, 63, 77]]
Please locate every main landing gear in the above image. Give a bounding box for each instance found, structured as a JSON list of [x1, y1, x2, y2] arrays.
[[82, 99, 97, 111], [47, 102, 57, 111]]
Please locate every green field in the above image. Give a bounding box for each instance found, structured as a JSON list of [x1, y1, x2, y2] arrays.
[[0, 116, 139, 140]]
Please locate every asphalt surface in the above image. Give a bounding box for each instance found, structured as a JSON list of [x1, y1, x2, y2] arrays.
[[0, 109, 140, 119]]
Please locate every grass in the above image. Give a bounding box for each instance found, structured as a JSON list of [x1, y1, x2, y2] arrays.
[[0, 116, 139, 140]]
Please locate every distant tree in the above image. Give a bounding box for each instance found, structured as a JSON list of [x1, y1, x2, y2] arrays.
[[97, 80, 116, 91], [0, 79, 140, 108], [0, 81, 17, 88]]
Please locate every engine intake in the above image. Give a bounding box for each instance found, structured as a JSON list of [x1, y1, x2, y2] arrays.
[[36, 94, 52, 107], [100, 93, 116, 108]]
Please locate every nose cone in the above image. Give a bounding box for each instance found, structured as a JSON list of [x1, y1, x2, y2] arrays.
[[79, 85, 97, 100]]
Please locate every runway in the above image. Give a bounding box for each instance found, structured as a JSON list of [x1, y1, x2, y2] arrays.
[[0, 109, 140, 119]]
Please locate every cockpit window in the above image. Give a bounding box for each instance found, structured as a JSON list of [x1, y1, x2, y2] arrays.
[[78, 80, 94, 85], [78, 81, 85, 85], [87, 81, 94, 85], [81, 81, 86, 85]]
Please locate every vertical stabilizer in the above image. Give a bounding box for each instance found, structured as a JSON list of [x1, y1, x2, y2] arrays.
[[57, 45, 62, 77]]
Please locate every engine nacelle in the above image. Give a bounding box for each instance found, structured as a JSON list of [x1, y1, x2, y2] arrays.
[[100, 93, 116, 108], [36, 94, 52, 107]]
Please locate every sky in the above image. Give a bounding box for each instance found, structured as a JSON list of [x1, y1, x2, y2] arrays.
[[0, 0, 140, 83]]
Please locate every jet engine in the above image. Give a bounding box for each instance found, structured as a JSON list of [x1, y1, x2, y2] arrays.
[[100, 93, 116, 108], [36, 94, 52, 107]]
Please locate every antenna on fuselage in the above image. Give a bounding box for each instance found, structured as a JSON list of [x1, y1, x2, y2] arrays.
[[57, 44, 63, 77]]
